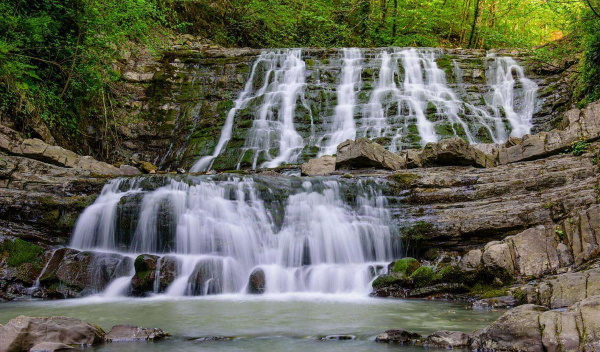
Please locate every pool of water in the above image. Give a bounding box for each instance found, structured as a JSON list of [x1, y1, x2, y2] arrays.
[[0, 294, 503, 351]]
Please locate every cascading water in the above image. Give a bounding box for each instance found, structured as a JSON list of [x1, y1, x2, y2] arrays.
[[318, 48, 361, 156], [194, 48, 539, 170], [486, 54, 539, 137], [70, 175, 400, 297]]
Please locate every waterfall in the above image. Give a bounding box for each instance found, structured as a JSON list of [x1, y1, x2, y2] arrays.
[[192, 48, 539, 170], [318, 48, 361, 156], [487, 55, 539, 138], [70, 175, 400, 296]]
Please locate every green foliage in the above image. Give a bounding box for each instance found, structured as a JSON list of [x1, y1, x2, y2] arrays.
[[565, 139, 591, 156], [392, 257, 420, 276], [0, 0, 170, 152], [410, 266, 435, 287], [0, 239, 44, 268]]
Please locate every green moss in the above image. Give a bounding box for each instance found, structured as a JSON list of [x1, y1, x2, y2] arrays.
[[0, 239, 44, 268], [372, 275, 400, 289], [392, 257, 420, 276], [436, 264, 463, 283], [410, 266, 435, 287], [512, 289, 527, 304], [390, 173, 418, 189]]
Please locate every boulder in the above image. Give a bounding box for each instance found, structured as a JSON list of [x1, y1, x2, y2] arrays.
[[118, 165, 142, 176], [375, 329, 421, 344], [105, 324, 167, 342], [458, 249, 482, 271], [470, 304, 548, 351], [481, 241, 516, 274], [336, 138, 405, 171], [472, 295, 517, 309], [300, 156, 335, 176], [417, 137, 498, 168], [424, 330, 470, 348], [0, 316, 105, 352], [139, 161, 158, 174], [471, 296, 600, 351], [506, 226, 561, 278], [131, 254, 159, 296], [248, 268, 266, 294]]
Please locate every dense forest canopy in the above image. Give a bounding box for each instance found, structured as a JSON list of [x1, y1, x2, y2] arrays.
[[1, 0, 600, 155]]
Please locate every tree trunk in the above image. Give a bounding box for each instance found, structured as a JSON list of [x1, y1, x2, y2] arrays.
[[468, 0, 481, 48]]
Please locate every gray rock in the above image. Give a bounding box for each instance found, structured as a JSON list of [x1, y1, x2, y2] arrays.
[[105, 324, 167, 342], [459, 249, 482, 271], [424, 330, 470, 348], [417, 137, 498, 168], [473, 295, 517, 309], [119, 164, 142, 175], [0, 316, 105, 352], [336, 138, 405, 171], [301, 155, 335, 176]]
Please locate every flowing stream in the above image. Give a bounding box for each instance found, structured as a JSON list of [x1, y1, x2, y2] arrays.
[[192, 48, 538, 171]]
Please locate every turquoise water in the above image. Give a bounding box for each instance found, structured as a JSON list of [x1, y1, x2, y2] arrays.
[[0, 294, 503, 351]]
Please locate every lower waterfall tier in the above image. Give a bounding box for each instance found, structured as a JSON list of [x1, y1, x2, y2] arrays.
[[66, 174, 401, 297]]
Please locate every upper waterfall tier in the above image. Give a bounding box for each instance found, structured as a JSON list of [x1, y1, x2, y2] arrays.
[[70, 175, 401, 296], [191, 48, 539, 171]]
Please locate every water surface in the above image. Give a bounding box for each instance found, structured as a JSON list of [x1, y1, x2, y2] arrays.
[[0, 295, 503, 351]]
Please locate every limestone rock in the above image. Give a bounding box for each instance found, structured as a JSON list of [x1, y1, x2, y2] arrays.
[[417, 137, 498, 168], [0, 316, 105, 352], [482, 241, 515, 274], [470, 304, 548, 351], [506, 226, 561, 278], [472, 296, 517, 309], [119, 164, 142, 176], [301, 156, 335, 176], [105, 324, 167, 342], [458, 249, 482, 271], [336, 138, 405, 171]]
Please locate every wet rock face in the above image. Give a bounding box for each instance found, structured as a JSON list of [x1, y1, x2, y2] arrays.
[[248, 268, 266, 294], [113, 47, 564, 171], [131, 254, 177, 296]]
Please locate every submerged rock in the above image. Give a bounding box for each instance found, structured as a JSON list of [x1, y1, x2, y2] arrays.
[[105, 324, 168, 342], [375, 329, 422, 344], [320, 335, 356, 340], [0, 316, 105, 352], [336, 138, 405, 171]]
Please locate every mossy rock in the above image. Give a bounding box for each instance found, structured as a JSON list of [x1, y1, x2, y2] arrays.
[[392, 257, 420, 276], [436, 264, 463, 284], [390, 173, 418, 190], [410, 266, 435, 287], [0, 239, 44, 268], [372, 274, 401, 289]]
